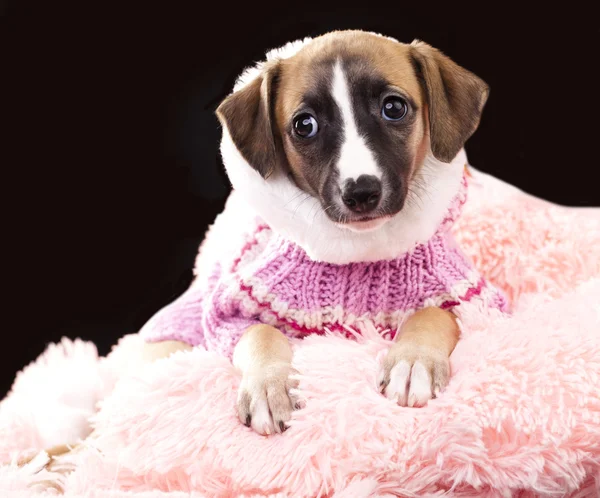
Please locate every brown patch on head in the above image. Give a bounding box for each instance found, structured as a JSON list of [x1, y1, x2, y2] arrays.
[[275, 31, 424, 121]]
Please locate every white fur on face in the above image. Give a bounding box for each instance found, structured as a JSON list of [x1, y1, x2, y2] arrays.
[[331, 61, 381, 188]]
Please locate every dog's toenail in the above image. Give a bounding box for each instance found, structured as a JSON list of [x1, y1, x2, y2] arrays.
[[279, 421, 286, 432], [245, 414, 251, 427]]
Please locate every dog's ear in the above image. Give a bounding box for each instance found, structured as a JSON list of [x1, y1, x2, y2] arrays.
[[410, 41, 489, 163], [216, 62, 282, 179]]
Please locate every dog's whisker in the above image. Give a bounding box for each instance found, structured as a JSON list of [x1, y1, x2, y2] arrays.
[[290, 193, 312, 219], [307, 200, 320, 222], [406, 186, 425, 211], [283, 191, 309, 210]]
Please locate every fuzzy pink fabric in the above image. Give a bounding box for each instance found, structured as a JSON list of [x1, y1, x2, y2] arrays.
[[1, 168, 599, 497]]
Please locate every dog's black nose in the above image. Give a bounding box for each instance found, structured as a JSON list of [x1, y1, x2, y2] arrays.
[[342, 175, 382, 214]]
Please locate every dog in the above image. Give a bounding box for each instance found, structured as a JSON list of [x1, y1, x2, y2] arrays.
[[21, 30, 508, 469]]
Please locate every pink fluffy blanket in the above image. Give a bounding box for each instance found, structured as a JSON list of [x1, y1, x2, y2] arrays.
[[2, 168, 599, 497]]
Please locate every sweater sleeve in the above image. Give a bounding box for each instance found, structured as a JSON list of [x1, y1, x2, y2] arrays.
[[138, 286, 209, 349], [138, 282, 262, 360]]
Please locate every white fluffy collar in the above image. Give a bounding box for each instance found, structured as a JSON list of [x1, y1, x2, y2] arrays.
[[218, 34, 468, 265], [220, 124, 467, 264]]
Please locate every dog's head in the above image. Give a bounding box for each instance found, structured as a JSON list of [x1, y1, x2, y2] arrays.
[[216, 30, 488, 233]]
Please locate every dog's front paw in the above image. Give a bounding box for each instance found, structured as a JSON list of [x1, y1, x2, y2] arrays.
[[237, 362, 298, 435], [378, 343, 450, 407]]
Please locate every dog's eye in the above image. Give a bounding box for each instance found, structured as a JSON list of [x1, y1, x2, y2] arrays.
[[381, 97, 408, 121], [293, 113, 319, 138]]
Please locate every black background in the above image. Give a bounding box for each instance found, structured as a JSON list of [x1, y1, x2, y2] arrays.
[[2, 2, 599, 398]]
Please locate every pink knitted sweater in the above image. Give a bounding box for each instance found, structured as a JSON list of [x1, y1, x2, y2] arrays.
[[140, 171, 509, 359]]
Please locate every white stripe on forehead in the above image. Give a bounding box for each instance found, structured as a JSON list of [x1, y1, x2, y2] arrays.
[[331, 61, 381, 185]]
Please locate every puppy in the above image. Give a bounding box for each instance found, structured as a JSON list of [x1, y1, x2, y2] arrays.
[[22, 30, 508, 470], [207, 30, 506, 434]]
